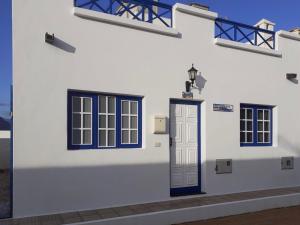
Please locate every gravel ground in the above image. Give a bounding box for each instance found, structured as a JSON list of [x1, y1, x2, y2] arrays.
[[0, 170, 10, 219]]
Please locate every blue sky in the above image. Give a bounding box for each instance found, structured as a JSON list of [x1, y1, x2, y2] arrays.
[[0, 0, 11, 119], [0, 0, 300, 119]]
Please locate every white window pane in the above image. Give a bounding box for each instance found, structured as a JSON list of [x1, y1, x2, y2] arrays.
[[258, 132, 263, 143], [122, 116, 129, 129], [247, 132, 252, 142], [130, 102, 138, 114], [83, 130, 91, 144], [247, 109, 252, 119], [72, 130, 81, 144], [258, 110, 263, 120], [99, 130, 106, 146], [99, 96, 106, 113], [240, 109, 245, 119], [264, 133, 270, 142], [122, 130, 129, 143], [122, 101, 129, 114], [83, 98, 92, 113], [72, 97, 81, 112], [108, 97, 115, 113], [108, 115, 115, 128], [240, 132, 245, 143], [258, 121, 263, 131], [130, 130, 137, 143], [83, 114, 91, 128], [264, 110, 270, 120], [130, 116, 137, 129], [72, 114, 81, 128], [108, 130, 115, 146], [99, 115, 106, 128]]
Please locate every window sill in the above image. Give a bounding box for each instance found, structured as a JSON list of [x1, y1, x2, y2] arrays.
[[240, 144, 273, 147], [214, 38, 282, 57], [73, 7, 180, 37]]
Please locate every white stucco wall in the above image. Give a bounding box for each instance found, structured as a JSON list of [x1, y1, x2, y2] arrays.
[[12, 0, 300, 218]]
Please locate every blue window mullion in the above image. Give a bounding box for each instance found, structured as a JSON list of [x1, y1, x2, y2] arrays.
[[93, 95, 98, 148], [138, 98, 142, 148], [67, 92, 72, 149], [270, 109, 273, 145], [116, 97, 121, 148]]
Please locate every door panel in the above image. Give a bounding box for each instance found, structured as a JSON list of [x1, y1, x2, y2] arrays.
[[170, 102, 200, 193]]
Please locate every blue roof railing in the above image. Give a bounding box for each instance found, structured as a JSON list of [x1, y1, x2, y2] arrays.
[[74, 0, 173, 28], [215, 18, 275, 49]]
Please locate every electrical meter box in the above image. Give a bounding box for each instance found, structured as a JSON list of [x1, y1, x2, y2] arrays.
[[282, 157, 294, 170], [216, 159, 232, 174], [153, 116, 167, 134]]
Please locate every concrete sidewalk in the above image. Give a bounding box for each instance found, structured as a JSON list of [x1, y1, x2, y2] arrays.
[[1, 186, 300, 225], [178, 205, 300, 225]]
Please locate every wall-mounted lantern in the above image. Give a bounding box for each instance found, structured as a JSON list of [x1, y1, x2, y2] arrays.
[[185, 64, 198, 92], [286, 73, 297, 80], [188, 64, 198, 87], [183, 64, 199, 98]]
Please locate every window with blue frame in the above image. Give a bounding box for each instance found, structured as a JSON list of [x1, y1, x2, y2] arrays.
[[240, 104, 273, 147], [68, 91, 142, 149]]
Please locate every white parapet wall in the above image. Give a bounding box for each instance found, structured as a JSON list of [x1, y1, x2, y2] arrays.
[[0, 131, 10, 170], [12, 0, 300, 218]]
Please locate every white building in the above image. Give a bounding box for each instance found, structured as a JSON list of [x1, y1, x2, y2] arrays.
[[9, 0, 300, 223]]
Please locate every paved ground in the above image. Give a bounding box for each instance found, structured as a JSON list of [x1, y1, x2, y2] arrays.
[[0, 170, 10, 219], [2, 186, 300, 225], [177, 205, 300, 225]]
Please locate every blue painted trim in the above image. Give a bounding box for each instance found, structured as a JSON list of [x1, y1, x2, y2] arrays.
[[67, 91, 95, 150], [118, 96, 142, 148], [74, 0, 173, 28], [68, 90, 143, 150], [169, 99, 202, 197], [215, 17, 275, 49], [240, 104, 273, 147]]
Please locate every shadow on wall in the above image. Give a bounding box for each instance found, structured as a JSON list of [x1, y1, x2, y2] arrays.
[[194, 73, 207, 94], [8, 156, 300, 218], [50, 36, 76, 53], [0, 170, 10, 219]]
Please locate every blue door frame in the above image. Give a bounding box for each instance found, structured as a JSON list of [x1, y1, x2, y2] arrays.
[[169, 99, 202, 197]]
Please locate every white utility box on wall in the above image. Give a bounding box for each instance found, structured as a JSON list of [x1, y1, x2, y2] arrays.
[[153, 116, 167, 134]]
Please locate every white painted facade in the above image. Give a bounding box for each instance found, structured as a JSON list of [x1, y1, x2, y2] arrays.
[[12, 0, 300, 219]]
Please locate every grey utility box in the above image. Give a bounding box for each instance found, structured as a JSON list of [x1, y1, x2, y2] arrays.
[[216, 159, 232, 174], [281, 157, 294, 170]]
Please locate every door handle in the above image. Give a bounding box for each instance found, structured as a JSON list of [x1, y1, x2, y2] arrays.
[[169, 137, 173, 147]]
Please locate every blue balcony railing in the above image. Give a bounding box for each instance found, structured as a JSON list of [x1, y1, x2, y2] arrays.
[[215, 18, 275, 49], [74, 0, 173, 28]]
